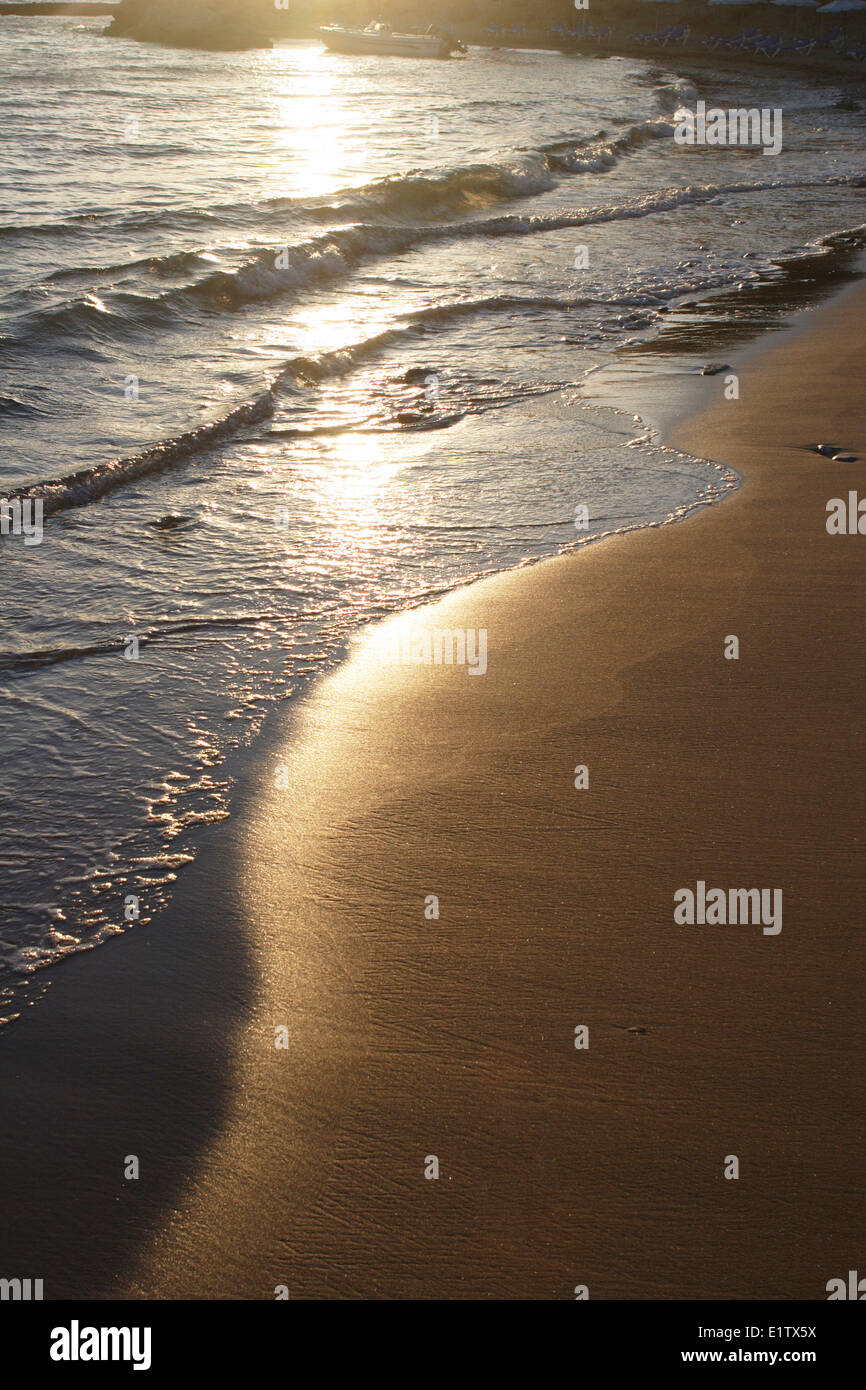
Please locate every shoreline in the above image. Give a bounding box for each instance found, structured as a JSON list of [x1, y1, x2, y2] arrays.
[[6, 7, 866, 76], [1, 273, 863, 1298]]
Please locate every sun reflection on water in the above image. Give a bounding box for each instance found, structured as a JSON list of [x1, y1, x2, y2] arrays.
[[267, 43, 379, 194]]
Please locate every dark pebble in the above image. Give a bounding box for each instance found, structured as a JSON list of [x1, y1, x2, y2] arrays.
[[147, 513, 192, 530]]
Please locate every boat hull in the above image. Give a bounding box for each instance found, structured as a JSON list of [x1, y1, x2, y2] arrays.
[[318, 27, 452, 59]]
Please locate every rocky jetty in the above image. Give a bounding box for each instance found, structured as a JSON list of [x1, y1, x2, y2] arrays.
[[104, 0, 279, 51]]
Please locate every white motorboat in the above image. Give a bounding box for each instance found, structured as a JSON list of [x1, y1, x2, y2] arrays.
[[318, 21, 465, 59]]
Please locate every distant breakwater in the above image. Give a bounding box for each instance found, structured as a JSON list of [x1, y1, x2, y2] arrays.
[[0, 3, 118, 13]]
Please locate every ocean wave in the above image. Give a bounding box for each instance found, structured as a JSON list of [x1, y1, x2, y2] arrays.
[[331, 150, 557, 218], [5, 216, 864, 525], [0, 393, 44, 418], [9, 389, 275, 517], [0, 150, 560, 249], [0, 139, 588, 247], [540, 114, 676, 174], [7, 290, 176, 344], [44, 247, 216, 282], [0, 612, 292, 673], [0, 107, 739, 255], [6, 175, 863, 349]]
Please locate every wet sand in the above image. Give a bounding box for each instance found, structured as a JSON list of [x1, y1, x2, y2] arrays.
[[1, 280, 863, 1300]]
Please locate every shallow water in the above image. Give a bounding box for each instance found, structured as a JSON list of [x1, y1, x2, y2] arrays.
[[1, 19, 864, 1018]]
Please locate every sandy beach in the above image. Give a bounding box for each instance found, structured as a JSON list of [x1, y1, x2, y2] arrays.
[[1, 278, 864, 1301]]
